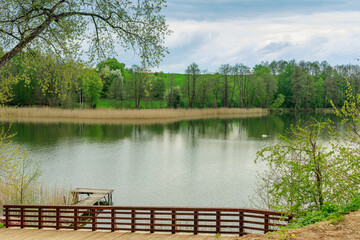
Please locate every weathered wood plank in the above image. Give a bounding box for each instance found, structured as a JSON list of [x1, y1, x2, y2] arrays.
[[75, 193, 107, 206], [71, 188, 114, 194], [0, 228, 238, 239]]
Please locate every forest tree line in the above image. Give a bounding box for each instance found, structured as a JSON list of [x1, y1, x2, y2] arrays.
[[2, 50, 360, 110]]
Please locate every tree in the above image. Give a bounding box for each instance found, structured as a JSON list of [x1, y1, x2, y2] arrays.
[[0, 124, 41, 206], [290, 66, 310, 111], [270, 94, 285, 109], [108, 69, 124, 108], [254, 65, 277, 108], [331, 81, 360, 186], [151, 72, 166, 99], [98, 65, 112, 98], [218, 64, 233, 107], [97, 58, 125, 72], [97, 58, 129, 98], [254, 121, 342, 214], [233, 63, 257, 108], [125, 65, 149, 108], [0, 0, 171, 68], [254, 82, 360, 215], [181, 63, 200, 108], [165, 86, 181, 108], [195, 73, 214, 108], [278, 64, 293, 108], [2, 51, 83, 107], [35, 54, 81, 107], [81, 69, 103, 108]]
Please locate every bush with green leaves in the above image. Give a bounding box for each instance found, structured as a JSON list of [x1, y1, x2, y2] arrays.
[[165, 86, 181, 108], [286, 194, 360, 229], [254, 80, 360, 216], [270, 94, 285, 109], [81, 69, 103, 108], [254, 121, 338, 214]]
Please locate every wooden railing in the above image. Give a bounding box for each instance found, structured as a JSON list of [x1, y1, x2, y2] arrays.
[[3, 205, 292, 236]]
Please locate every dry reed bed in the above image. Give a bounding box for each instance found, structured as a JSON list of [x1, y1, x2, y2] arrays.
[[0, 107, 269, 125], [0, 182, 72, 216]]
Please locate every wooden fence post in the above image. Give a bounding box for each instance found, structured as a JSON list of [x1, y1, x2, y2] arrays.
[[38, 207, 42, 229], [92, 209, 97, 231], [194, 211, 198, 235], [111, 209, 115, 232], [74, 208, 78, 230], [239, 211, 244, 236], [172, 211, 176, 234], [131, 210, 136, 232], [264, 214, 269, 234], [150, 210, 154, 233], [20, 206, 24, 229], [56, 207, 60, 230], [288, 214, 293, 223], [4, 206, 8, 228], [216, 211, 221, 234]]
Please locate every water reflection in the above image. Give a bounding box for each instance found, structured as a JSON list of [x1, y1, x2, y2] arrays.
[[8, 112, 338, 145], [5, 113, 339, 208]]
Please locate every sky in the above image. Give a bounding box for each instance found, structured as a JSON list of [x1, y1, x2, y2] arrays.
[[118, 0, 360, 73]]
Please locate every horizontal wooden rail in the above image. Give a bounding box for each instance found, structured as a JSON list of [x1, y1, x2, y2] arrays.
[[3, 205, 293, 236]]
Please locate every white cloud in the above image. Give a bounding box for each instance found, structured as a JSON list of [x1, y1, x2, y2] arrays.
[[158, 11, 360, 72]]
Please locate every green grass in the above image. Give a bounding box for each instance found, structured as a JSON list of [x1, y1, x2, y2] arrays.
[[0, 223, 4, 228], [163, 73, 186, 86], [285, 195, 360, 229], [97, 99, 167, 109]]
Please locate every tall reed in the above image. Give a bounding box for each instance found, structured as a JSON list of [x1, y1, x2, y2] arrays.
[[0, 181, 72, 215], [0, 107, 269, 124]]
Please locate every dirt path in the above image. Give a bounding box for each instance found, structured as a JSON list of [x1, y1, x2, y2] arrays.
[[238, 210, 360, 240]]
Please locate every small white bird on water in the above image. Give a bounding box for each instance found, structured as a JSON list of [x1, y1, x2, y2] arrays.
[[261, 134, 268, 138]]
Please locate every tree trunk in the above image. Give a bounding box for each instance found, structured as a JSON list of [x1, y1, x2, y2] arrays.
[[224, 77, 228, 108]]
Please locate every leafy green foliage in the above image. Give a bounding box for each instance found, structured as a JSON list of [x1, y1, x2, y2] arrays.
[[330, 80, 360, 186], [97, 58, 125, 72], [254, 80, 360, 223], [290, 66, 311, 110], [286, 195, 360, 229], [181, 63, 200, 108], [81, 69, 103, 108], [125, 65, 151, 108], [98, 99, 166, 109], [3, 57, 360, 110], [270, 94, 285, 109], [97, 58, 129, 98], [151, 72, 166, 99], [0, 0, 171, 67], [255, 66, 277, 107], [108, 70, 124, 102], [2, 51, 83, 107], [255, 120, 341, 214], [165, 86, 181, 108], [0, 121, 41, 207]]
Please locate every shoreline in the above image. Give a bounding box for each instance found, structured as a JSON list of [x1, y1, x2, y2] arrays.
[[0, 107, 269, 125]]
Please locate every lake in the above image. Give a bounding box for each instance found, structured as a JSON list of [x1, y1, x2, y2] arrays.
[[8, 112, 337, 208]]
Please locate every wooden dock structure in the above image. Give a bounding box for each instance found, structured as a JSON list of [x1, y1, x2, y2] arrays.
[[0, 228, 240, 240], [2, 188, 293, 238], [3, 204, 292, 236], [61, 188, 114, 226], [71, 188, 114, 206]]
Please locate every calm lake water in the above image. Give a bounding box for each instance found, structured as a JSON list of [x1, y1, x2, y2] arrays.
[[8, 113, 337, 208]]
